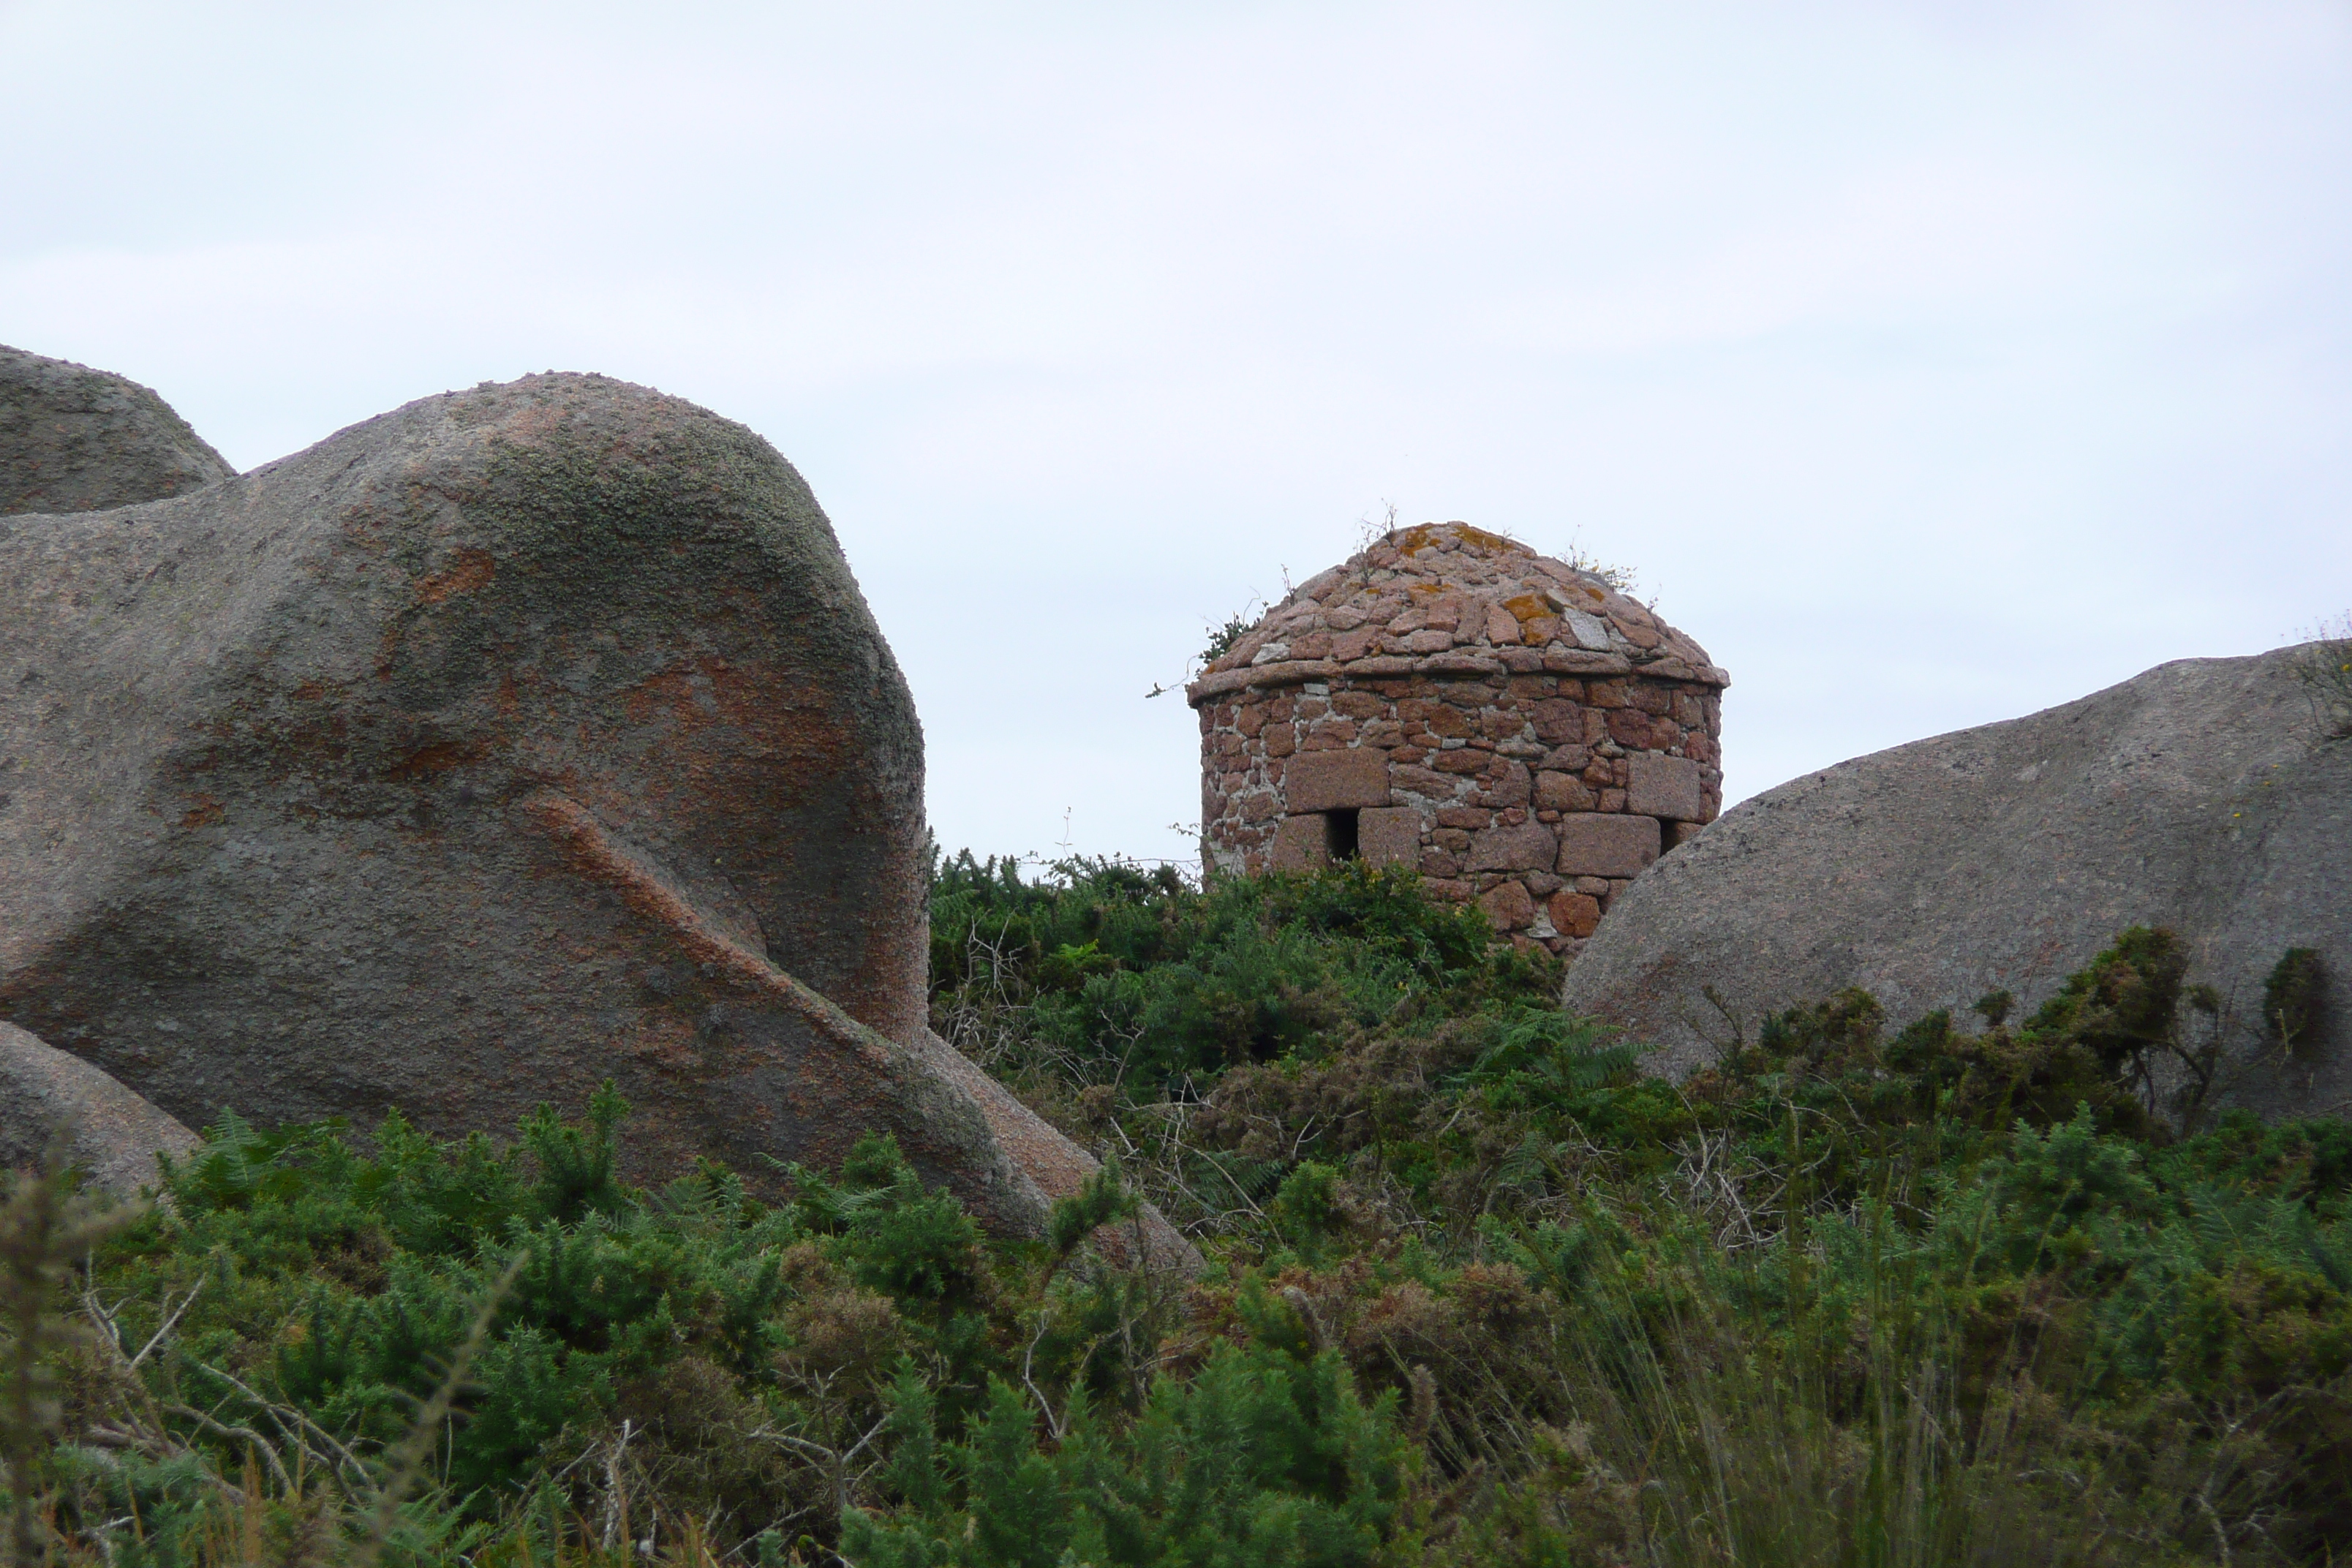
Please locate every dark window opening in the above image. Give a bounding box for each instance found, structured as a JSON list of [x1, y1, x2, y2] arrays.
[[1325, 807, 1361, 861]]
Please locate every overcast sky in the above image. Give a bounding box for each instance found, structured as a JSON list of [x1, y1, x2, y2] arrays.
[[6, 2, 2348, 868]]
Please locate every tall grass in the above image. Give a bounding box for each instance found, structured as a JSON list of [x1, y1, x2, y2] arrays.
[[1539, 1229, 2120, 1567], [1, 1150, 535, 1567], [1, 1145, 143, 1568]]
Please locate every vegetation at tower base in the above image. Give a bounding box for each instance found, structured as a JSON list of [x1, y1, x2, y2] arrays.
[[2, 864, 2345, 1564]]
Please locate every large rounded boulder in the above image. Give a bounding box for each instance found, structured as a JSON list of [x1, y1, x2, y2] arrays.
[[0, 370, 1159, 1243], [0, 1021, 198, 1199], [2, 345, 234, 516], [1561, 647, 2349, 1119]]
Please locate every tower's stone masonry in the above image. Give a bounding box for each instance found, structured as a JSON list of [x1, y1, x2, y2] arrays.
[[1187, 523, 1729, 954]]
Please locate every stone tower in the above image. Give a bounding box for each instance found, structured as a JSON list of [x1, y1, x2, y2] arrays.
[[1187, 522, 1728, 954]]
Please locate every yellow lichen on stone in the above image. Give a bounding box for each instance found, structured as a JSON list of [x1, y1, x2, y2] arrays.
[[1449, 523, 1526, 555]]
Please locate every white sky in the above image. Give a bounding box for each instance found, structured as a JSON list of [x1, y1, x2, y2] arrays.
[[6, 2, 2348, 868]]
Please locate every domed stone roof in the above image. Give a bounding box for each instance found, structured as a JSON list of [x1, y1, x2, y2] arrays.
[[1191, 522, 1725, 703]]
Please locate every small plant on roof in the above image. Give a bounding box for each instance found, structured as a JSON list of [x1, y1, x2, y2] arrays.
[[1198, 608, 1257, 668], [1560, 529, 1640, 597]]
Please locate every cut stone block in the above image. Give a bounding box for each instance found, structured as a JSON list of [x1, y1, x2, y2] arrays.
[[1627, 753, 1705, 821], [1478, 879, 1536, 930], [1269, 813, 1334, 871], [1534, 770, 1594, 813], [1358, 806, 1422, 868], [1555, 813, 1660, 878], [1284, 747, 1392, 812], [1466, 822, 1558, 873]]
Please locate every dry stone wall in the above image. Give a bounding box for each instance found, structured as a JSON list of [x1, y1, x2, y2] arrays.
[[1189, 523, 1727, 954]]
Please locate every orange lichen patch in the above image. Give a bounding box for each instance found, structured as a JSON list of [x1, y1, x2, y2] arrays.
[[1521, 616, 1561, 646], [1391, 521, 1528, 557], [619, 666, 715, 731], [180, 795, 224, 829], [614, 660, 845, 777], [385, 740, 480, 781], [1449, 523, 1524, 554], [1501, 594, 1551, 622], [415, 546, 496, 606]]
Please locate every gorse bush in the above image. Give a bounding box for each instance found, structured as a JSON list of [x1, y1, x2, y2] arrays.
[[25, 1077, 1425, 1564], [5, 862, 2344, 1564], [929, 852, 1549, 1094], [842, 1306, 1414, 1568]]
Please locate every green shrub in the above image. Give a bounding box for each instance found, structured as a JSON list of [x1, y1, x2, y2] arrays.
[[12, 862, 2345, 1564], [843, 1319, 1414, 1568]]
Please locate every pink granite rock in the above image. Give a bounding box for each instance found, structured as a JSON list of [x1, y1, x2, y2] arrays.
[[0, 1022, 197, 1198]]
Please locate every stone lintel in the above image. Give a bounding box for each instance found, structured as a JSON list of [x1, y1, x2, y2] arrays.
[[1286, 747, 1392, 812]]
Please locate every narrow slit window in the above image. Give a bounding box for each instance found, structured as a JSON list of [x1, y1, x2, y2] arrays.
[[1326, 807, 1361, 861]]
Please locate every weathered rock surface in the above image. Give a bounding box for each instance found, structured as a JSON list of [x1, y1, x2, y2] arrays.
[[1561, 649, 2351, 1120], [2, 346, 234, 516], [0, 370, 1186, 1257], [0, 1022, 197, 1198]]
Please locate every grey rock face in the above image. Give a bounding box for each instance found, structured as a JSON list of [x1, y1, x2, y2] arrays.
[[1561, 648, 2350, 1120], [2, 346, 234, 516], [0, 371, 1176, 1251], [0, 1022, 197, 1198]]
